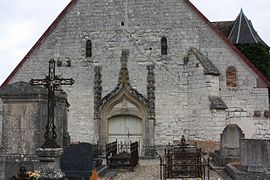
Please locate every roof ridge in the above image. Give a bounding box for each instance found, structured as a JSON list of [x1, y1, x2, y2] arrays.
[[228, 9, 265, 44], [242, 11, 258, 43]]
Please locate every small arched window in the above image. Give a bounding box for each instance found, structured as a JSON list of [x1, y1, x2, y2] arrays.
[[226, 67, 237, 87], [86, 40, 92, 57], [161, 37, 168, 55]]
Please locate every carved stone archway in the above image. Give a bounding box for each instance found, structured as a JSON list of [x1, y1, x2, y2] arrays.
[[100, 86, 148, 152], [94, 50, 155, 156]]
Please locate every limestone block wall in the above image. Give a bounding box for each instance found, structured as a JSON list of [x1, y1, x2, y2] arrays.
[[0, 99, 3, 146], [8, 0, 269, 143], [0, 99, 3, 180], [0, 88, 67, 154]]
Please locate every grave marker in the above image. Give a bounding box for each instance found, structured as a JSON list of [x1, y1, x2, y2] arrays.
[[211, 124, 245, 166], [60, 143, 94, 179]]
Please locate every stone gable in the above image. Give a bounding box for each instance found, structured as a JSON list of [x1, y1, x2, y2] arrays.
[[3, 0, 270, 143]]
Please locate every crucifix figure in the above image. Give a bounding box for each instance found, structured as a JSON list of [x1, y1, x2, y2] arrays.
[[30, 59, 74, 148]]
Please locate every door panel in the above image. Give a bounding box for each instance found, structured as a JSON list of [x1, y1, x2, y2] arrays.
[[108, 115, 142, 151]]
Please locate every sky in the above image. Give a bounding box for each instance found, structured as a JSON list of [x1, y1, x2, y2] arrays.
[[0, 0, 269, 85]]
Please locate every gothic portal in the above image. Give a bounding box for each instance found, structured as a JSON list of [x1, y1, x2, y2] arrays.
[[95, 50, 155, 154]]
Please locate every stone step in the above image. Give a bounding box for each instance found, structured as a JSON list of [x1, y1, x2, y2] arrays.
[[97, 165, 108, 177], [103, 170, 117, 179], [97, 165, 117, 179]]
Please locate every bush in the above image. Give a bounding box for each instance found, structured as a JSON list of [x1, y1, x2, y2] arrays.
[[236, 43, 270, 80]]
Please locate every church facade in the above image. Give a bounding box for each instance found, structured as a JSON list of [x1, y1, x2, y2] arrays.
[[1, 0, 270, 151]]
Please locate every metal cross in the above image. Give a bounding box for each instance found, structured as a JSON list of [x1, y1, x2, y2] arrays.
[[30, 59, 74, 148]]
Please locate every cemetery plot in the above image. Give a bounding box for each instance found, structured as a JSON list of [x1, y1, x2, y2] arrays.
[[159, 137, 210, 180]]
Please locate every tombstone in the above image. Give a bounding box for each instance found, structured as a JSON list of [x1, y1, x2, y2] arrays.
[[225, 139, 270, 180], [240, 139, 270, 172], [211, 124, 245, 166], [0, 81, 69, 179], [60, 143, 94, 179]]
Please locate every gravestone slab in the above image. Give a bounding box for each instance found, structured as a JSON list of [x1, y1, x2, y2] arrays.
[[240, 139, 270, 172], [211, 124, 245, 166], [220, 124, 244, 157], [225, 139, 270, 180], [60, 143, 93, 179], [225, 163, 270, 180]]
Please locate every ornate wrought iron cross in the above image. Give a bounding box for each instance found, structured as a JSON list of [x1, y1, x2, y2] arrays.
[[30, 59, 74, 148]]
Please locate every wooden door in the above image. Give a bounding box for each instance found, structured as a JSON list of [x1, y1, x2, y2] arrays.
[[108, 115, 142, 150]]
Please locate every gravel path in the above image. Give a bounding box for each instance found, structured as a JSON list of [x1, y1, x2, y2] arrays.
[[113, 159, 232, 180]]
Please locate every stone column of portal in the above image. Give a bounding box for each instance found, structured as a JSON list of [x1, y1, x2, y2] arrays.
[[63, 103, 71, 147], [147, 64, 156, 156], [93, 65, 102, 147]]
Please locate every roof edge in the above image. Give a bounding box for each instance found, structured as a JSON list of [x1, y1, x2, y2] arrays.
[[183, 0, 270, 87], [1, 0, 78, 87]]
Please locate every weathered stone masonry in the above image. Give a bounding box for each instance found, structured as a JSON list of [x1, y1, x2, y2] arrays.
[[4, 0, 270, 144], [0, 82, 69, 179]]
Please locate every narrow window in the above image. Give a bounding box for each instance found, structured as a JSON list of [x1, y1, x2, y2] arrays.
[[226, 67, 237, 87], [161, 37, 168, 55], [86, 40, 92, 57]]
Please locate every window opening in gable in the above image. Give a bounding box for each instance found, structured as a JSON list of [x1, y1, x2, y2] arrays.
[[226, 67, 237, 87], [161, 37, 168, 55], [86, 40, 92, 58]]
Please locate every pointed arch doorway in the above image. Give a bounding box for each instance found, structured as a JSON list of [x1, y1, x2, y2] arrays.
[[96, 50, 155, 156], [100, 91, 148, 154]]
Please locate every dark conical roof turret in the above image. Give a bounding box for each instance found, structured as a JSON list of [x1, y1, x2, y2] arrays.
[[228, 9, 266, 44]]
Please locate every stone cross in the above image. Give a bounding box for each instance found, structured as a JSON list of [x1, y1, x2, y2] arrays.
[[30, 59, 74, 148]]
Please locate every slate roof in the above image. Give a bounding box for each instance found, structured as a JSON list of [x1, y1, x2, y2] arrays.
[[209, 96, 228, 110], [189, 48, 221, 76], [212, 10, 266, 45], [228, 9, 266, 44], [212, 21, 234, 38]]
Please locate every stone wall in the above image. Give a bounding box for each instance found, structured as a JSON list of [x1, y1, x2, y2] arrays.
[[0, 98, 3, 180], [0, 98, 3, 146], [7, 0, 269, 143]]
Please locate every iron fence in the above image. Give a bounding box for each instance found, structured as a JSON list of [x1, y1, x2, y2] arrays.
[[160, 139, 210, 180], [105, 140, 139, 170]]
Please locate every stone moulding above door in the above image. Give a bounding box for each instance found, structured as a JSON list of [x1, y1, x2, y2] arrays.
[[98, 50, 153, 155]]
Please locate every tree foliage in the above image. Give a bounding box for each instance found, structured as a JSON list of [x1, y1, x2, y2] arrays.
[[236, 43, 270, 80]]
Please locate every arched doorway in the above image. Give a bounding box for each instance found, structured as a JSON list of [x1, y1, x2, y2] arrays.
[[97, 50, 155, 156], [100, 90, 148, 155]]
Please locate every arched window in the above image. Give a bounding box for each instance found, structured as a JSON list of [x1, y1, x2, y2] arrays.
[[226, 67, 237, 87], [161, 37, 168, 55], [86, 40, 92, 57]]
